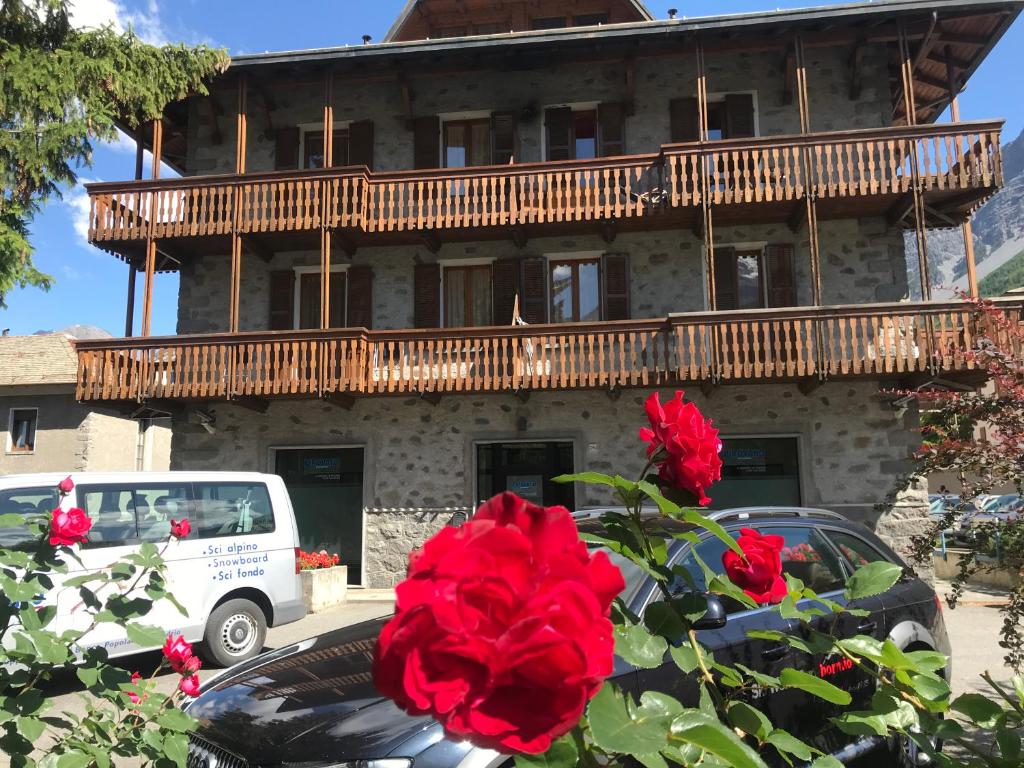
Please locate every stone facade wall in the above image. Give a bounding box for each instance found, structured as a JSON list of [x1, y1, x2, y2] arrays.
[[169, 381, 928, 587], [187, 44, 890, 175]]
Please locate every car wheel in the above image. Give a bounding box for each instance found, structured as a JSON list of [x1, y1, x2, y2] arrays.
[[201, 598, 267, 667], [886, 726, 941, 766]]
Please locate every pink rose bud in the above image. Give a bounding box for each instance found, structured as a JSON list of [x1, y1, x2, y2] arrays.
[[170, 519, 192, 539], [178, 673, 201, 697], [58, 476, 74, 495]]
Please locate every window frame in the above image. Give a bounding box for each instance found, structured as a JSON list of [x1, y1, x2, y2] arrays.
[[7, 408, 38, 455], [442, 261, 494, 328], [292, 264, 349, 330], [540, 101, 600, 162], [298, 122, 353, 169], [547, 254, 602, 323], [440, 112, 493, 169], [705, 91, 761, 139], [703, 241, 770, 311]]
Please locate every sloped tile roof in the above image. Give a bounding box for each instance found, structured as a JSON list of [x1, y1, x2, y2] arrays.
[[0, 335, 78, 387]]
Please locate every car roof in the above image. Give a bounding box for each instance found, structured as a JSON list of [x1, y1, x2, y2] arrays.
[[575, 505, 851, 534]]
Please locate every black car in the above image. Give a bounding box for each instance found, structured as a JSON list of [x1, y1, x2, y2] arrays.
[[185, 507, 951, 768]]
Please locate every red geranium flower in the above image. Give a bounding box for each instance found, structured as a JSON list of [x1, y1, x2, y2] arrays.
[[639, 391, 722, 506], [170, 519, 191, 539], [179, 674, 201, 697], [162, 634, 196, 674], [48, 508, 92, 547], [722, 528, 787, 605], [373, 492, 625, 754]]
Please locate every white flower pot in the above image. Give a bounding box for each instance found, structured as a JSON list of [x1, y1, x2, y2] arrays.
[[300, 565, 349, 613]]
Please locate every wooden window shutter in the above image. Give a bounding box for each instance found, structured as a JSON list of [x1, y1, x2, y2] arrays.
[[268, 270, 296, 330], [598, 102, 625, 157], [413, 116, 440, 169], [491, 111, 517, 165], [669, 98, 700, 142], [545, 107, 572, 161], [519, 257, 548, 324], [414, 262, 441, 328], [724, 93, 756, 139], [349, 120, 375, 169], [492, 258, 519, 325], [765, 244, 797, 307], [329, 271, 347, 327], [298, 273, 320, 329], [601, 253, 630, 321], [346, 265, 373, 328], [713, 247, 739, 311], [274, 126, 300, 170]]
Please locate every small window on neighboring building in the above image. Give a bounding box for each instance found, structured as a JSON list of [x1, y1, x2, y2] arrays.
[[550, 258, 600, 323], [445, 264, 493, 327], [574, 13, 608, 26], [303, 128, 351, 169], [531, 16, 567, 30], [7, 409, 37, 454]]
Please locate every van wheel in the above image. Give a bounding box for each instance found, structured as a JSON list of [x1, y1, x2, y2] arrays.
[[202, 599, 267, 668]]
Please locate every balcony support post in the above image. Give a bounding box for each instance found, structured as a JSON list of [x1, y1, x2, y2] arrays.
[[321, 69, 334, 341], [150, 118, 162, 180], [125, 263, 136, 337], [947, 47, 979, 298], [899, 22, 931, 301], [795, 35, 822, 308], [140, 238, 156, 337], [235, 74, 248, 175], [228, 75, 248, 338]]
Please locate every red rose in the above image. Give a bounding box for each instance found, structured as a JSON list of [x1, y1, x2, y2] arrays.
[[48, 508, 92, 547], [179, 673, 201, 697], [170, 519, 191, 539], [162, 634, 196, 674], [639, 391, 722, 507], [722, 528, 787, 605], [373, 492, 625, 754], [57, 476, 74, 495]]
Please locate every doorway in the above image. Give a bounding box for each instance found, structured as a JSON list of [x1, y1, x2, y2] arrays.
[[273, 447, 364, 585], [709, 437, 802, 509], [475, 441, 575, 509]]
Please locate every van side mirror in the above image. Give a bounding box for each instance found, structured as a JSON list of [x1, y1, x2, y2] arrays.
[[691, 594, 727, 631]]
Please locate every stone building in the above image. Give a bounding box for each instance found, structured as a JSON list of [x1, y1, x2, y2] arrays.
[[0, 334, 170, 474], [75, 0, 1022, 586]]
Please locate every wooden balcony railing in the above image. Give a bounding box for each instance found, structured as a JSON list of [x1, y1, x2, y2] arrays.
[[86, 121, 1003, 245], [75, 299, 1023, 403]]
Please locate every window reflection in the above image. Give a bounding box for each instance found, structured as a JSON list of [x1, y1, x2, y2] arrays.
[[549, 259, 600, 323]]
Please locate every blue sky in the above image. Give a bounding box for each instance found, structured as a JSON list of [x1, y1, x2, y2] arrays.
[[2, 0, 1021, 337]]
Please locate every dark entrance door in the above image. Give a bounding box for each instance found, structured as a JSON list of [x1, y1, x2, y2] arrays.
[[476, 441, 575, 509], [710, 437, 802, 509], [274, 447, 364, 585]]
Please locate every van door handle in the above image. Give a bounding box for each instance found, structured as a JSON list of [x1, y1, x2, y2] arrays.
[[761, 644, 788, 661], [857, 619, 878, 635]]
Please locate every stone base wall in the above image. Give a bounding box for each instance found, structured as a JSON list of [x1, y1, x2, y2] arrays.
[[170, 382, 928, 587]]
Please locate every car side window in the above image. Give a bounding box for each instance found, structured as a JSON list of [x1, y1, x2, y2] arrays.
[[825, 530, 889, 570], [192, 482, 275, 539], [672, 536, 749, 615], [761, 526, 846, 594], [0, 487, 58, 550], [78, 486, 139, 547]]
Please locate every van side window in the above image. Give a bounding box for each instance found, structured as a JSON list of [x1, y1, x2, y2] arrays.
[[133, 484, 192, 542], [78, 487, 139, 547], [0, 487, 58, 550], [193, 483, 275, 538]]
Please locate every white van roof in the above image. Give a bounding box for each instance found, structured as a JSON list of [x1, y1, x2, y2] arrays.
[[0, 471, 280, 487]]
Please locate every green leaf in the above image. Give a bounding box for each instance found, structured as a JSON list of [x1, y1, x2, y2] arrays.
[[163, 733, 190, 767], [904, 650, 948, 673], [735, 663, 780, 689], [908, 672, 950, 703], [810, 757, 844, 768], [124, 623, 166, 649], [727, 701, 772, 741], [951, 692, 1004, 727], [765, 729, 816, 761], [997, 729, 1021, 760], [679, 508, 744, 558], [56, 753, 94, 768], [0, 513, 28, 528], [779, 668, 852, 705], [615, 623, 668, 669], [707, 575, 758, 610], [834, 710, 889, 737], [19, 716, 46, 742], [587, 683, 670, 755], [553, 471, 619, 487], [844, 561, 903, 601], [644, 601, 686, 641], [670, 643, 700, 674], [155, 707, 197, 733], [669, 710, 768, 768], [515, 733, 578, 768]]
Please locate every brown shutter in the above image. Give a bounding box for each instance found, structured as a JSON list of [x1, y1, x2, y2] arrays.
[[669, 98, 700, 143], [329, 271, 347, 327], [491, 111, 518, 165], [414, 262, 441, 328], [274, 126, 300, 170], [598, 102, 625, 157], [346, 265, 373, 328], [492, 258, 519, 325], [298, 273, 319, 329], [520, 257, 548, 324], [765, 244, 797, 307], [713, 247, 738, 311], [349, 120, 375, 169], [601, 253, 630, 321], [413, 116, 440, 169], [545, 107, 572, 161], [724, 93, 756, 139], [268, 270, 296, 330]]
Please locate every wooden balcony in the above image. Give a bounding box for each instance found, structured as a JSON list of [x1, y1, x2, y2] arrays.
[[85, 121, 1003, 257], [75, 299, 1023, 404]]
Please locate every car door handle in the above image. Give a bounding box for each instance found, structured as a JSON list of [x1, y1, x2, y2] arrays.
[[857, 619, 878, 635], [761, 644, 788, 661]]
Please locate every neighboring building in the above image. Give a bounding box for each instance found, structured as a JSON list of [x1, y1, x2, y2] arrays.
[[0, 335, 170, 474], [76, 0, 1023, 586]]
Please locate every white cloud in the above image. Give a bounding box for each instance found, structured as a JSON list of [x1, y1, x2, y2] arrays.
[[68, 0, 167, 45], [64, 180, 96, 249]]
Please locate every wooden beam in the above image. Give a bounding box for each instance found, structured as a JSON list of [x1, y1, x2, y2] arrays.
[[256, 85, 277, 140], [600, 219, 617, 244], [233, 397, 270, 414], [140, 238, 157, 336], [228, 234, 242, 332], [928, 50, 971, 72], [848, 38, 865, 100], [134, 126, 145, 180], [241, 234, 274, 263], [235, 74, 248, 175], [798, 377, 822, 396], [510, 226, 528, 249], [323, 70, 334, 169], [886, 193, 916, 227], [937, 29, 990, 47], [963, 219, 979, 298], [321, 228, 332, 330], [398, 74, 415, 126], [419, 391, 442, 406], [324, 393, 356, 410], [206, 96, 223, 145], [124, 264, 136, 337], [331, 229, 358, 257], [923, 204, 958, 227], [623, 56, 636, 115], [787, 201, 807, 233], [150, 119, 163, 180], [421, 230, 441, 253]]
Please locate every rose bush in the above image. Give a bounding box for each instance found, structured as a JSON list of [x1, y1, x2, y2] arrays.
[[722, 528, 787, 605], [639, 390, 722, 506], [374, 492, 624, 753]]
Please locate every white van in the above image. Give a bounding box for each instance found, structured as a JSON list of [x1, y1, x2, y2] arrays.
[[0, 472, 306, 667]]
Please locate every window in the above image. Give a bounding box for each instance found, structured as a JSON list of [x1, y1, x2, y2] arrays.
[[574, 13, 608, 26], [0, 487, 58, 550], [7, 409, 37, 454], [711, 437, 801, 510], [444, 264, 492, 327], [713, 245, 796, 311], [706, 102, 726, 141], [303, 128, 350, 169], [193, 482, 275, 538], [826, 530, 889, 571], [735, 250, 766, 309], [476, 441, 575, 508], [295, 268, 346, 330], [78, 483, 192, 547], [550, 258, 600, 323], [545, 105, 622, 161], [444, 118, 491, 168], [572, 110, 598, 160]]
